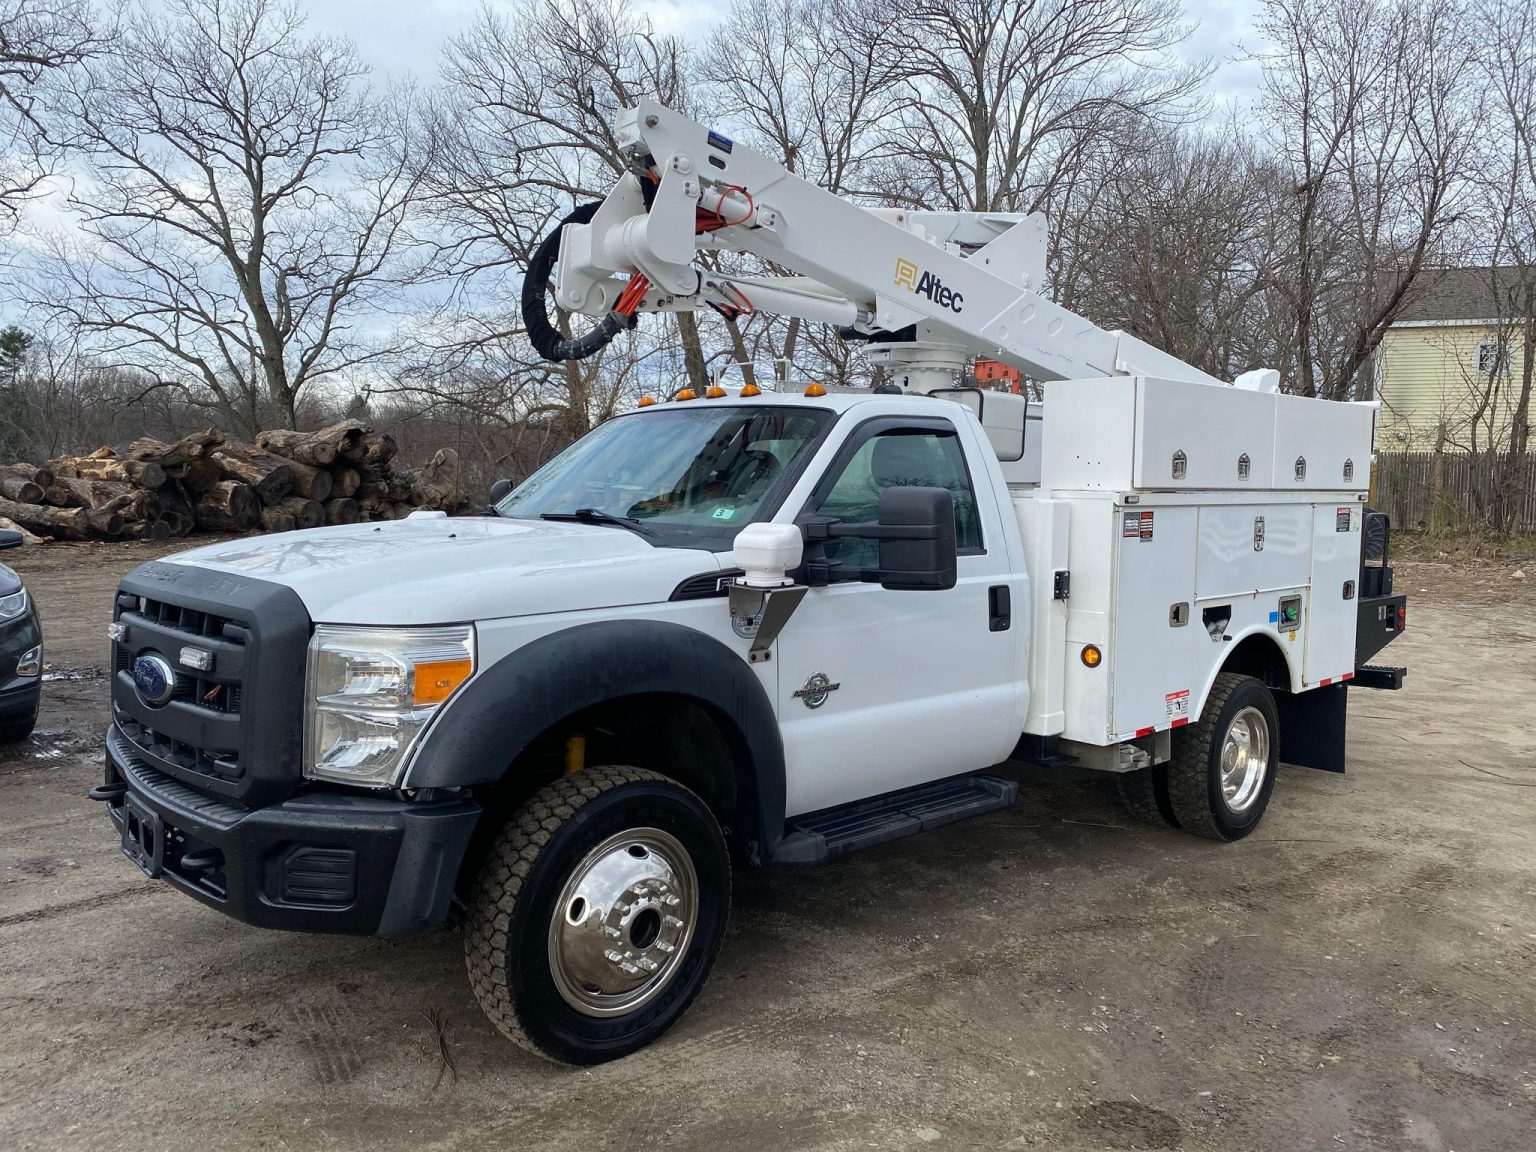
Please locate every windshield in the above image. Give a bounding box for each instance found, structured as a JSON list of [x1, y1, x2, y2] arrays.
[[497, 404, 833, 548]]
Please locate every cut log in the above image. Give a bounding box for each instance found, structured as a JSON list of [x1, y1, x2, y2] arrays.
[[0, 496, 91, 538], [259, 508, 298, 534], [360, 432, 397, 470], [388, 501, 415, 520], [210, 446, 294, 505], [0, 517, 45, 545], [125, 429, 224, 466], [312, 420, 372, 462], [177, 456, 221, 492], [52, 455, 167, 489], [42, 484, 79, 507], [405, 448, 461, 511], [86, 507, 126, 536], [194, 482, 260, 532], [330, 467, 361, 498], [162, 510, 196, 537], [287, 459, 334, 502], [49, 478, 161, 523], [323, 498, 359, 525], [256, 428, 338, 467], [1, 463, 54, 488], [0, 477, 44, 504], [131, 519, 173, 541], [272, 496, 324, 530]]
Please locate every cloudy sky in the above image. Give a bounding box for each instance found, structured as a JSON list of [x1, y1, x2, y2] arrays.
[[301, 0, 1265, 103]]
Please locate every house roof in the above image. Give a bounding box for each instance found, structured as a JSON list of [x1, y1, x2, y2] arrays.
[[1397, 266, 1532, 323]]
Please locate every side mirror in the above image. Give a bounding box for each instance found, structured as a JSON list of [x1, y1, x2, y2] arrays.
[[0, 529, 22, 551], [799, 485, 958, 591], [488, 478, 513, 508], [874, 486, 957, 591]]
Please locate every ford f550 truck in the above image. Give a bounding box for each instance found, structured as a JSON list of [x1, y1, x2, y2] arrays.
[[94, 101, 1406, 1064]]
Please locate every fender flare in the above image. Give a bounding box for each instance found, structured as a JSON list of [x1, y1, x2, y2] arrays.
[[404, 619, 787, 856], [1195, 625, 1299, 718]]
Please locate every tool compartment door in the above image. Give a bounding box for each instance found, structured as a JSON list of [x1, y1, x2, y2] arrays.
[[1305, 503, 1362, 684], [1110, 505, 1201, 737]]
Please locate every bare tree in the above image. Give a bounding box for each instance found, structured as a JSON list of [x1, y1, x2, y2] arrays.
[[1063, 123, 1286, 382], [421, 0, 701, 434], [846, 0, 1205, 217], [0, 0, 98, 235], [1256, 0, 1477, 399], [33, 0, 429, 432]]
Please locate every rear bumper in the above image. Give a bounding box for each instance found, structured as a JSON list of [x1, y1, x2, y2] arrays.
[[102, 725, 480, 937], [0, 679, 40, 725]]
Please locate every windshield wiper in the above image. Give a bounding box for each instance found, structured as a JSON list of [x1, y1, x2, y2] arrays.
[[539, 508, 655, 536]]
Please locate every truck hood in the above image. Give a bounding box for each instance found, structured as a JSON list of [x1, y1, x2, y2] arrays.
[[166, 516, 725, 625]]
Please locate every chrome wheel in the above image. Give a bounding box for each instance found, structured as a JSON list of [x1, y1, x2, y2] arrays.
[[1219, 706, 1270, 813], [547, 827, 698, 1018]]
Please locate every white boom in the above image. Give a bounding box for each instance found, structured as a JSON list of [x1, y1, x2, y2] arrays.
[[549, 99, 1261, 394]]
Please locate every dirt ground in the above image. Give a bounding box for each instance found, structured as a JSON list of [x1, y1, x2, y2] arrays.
[[1, 540, 1533, 1152]]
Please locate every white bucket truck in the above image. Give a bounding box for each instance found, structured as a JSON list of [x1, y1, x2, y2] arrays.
[[95, 102, 1406, 1063]]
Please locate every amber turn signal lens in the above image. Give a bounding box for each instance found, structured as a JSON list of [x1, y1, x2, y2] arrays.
[[705, 385, 727, 398], [675, 389, 697, 401], [414, 657, 473, 705], [637, 395, 657, 407], [804, 383, 827, 397], [1080, 644, 1103, 668], [740, 383, 762, 397]]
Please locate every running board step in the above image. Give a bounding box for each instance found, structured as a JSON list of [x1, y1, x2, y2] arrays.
[[772, 774, 1018, 864]]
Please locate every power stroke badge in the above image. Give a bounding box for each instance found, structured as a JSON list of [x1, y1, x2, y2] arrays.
[[792, 672, 841, 709]]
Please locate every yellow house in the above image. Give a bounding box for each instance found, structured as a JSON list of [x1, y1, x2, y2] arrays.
[[1373, 267, 1532, 453]]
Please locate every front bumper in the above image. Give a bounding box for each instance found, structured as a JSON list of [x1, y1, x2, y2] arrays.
[[102, 725, 480, 937], [0, 679, 40, 725]]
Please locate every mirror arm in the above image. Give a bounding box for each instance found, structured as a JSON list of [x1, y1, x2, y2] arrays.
[[800, 516, 943, 543]]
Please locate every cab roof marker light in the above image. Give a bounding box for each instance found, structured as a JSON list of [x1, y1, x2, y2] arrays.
[[705, 385, 727, 398], [675, 388, 697, 401], [740, 383, 762, 397], [637, 395, 657, 407], [804, 383, 827, 397]]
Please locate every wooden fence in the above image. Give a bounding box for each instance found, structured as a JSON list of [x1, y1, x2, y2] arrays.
[[1373, 451, 1536, 532]]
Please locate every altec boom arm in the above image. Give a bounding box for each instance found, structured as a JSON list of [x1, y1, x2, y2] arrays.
[[549, 99, 1243, 391]]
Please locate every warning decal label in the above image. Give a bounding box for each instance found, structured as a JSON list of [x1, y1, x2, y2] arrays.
[[1164, 689, 1190, 722], [1335, 507, 1352, 532], [1123, 510, 1155, 541]]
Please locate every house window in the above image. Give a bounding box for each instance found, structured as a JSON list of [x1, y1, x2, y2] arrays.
[[1477, 340, 1506, 375]]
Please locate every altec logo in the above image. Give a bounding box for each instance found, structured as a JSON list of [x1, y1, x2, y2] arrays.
[[893, 258, 964, 313]]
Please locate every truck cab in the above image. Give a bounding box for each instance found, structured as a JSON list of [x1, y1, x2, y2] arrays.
[[95, 379, 1404, 1065]]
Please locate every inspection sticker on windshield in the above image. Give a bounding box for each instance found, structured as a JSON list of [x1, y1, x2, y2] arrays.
[[710, 507, 739, 521], [1164, 689, 1190, 723]]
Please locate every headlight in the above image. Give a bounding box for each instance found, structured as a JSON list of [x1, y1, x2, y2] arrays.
[[304, 624, 475, 787], [0, 589, 27, 622]]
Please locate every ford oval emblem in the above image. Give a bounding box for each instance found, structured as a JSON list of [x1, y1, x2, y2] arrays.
[[131, 653, 177, 707]]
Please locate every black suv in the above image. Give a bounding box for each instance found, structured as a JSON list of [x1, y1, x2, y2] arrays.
[[0, 529, 42, 741]]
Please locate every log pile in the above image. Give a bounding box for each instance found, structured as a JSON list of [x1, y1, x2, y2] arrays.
[[0, 423, 465, 543]]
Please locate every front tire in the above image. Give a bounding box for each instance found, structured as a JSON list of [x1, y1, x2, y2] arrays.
[[464, 765, 730, 1064], [1165, 673, 1279, 841]]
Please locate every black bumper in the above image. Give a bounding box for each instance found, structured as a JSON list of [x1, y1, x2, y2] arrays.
[[102, 726, 480, 937], [0, 679, 40, 725]]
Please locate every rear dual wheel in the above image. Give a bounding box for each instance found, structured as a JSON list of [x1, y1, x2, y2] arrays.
[[1118, 673, 1279, 841], [465, 765, 730, 1064]]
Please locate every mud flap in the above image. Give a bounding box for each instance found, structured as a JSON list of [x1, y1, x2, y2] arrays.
[[1275, 683, 1348, 773]]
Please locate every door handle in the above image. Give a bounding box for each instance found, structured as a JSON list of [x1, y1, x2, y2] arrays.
[[988, 585, 1011, 632]]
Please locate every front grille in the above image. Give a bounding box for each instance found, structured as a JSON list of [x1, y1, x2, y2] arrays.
[[112, 561, 310, 806], [113, 592, 251, 791], [115, 712, 242, 782]]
